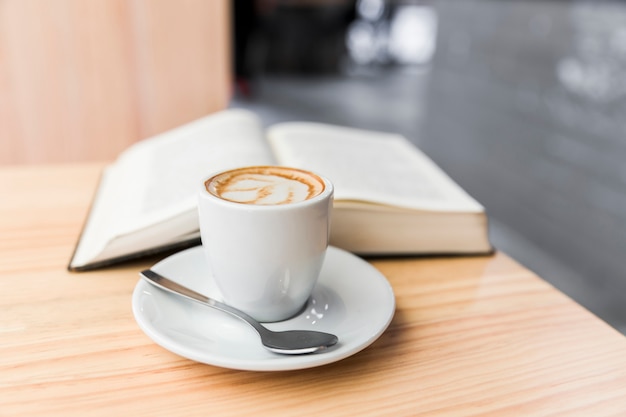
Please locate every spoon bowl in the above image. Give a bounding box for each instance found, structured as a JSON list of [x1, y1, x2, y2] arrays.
[[140, 270, 338, 354]]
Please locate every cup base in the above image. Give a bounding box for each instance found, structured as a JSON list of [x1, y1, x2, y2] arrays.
[[256, 298, 311, 323]]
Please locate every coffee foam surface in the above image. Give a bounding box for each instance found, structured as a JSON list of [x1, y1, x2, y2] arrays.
[[207, 166, 325, 205]]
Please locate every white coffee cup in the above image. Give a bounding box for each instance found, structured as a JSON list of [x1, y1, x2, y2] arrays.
[[198, 166, 334, 322]]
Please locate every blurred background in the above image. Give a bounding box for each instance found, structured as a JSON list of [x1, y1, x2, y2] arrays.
[[229, 0, 626, 334]]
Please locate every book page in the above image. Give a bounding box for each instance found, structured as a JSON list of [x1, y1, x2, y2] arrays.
[[72, 110, 275, 267], [267, 122, 483, 212], [112, 109, 275, 234], [73, 109, 274, 267]]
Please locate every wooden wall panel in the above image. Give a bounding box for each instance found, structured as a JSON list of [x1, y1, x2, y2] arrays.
[[0, 0, 231, 165]]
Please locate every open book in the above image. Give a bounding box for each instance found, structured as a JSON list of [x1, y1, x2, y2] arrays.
[[69, 109, 492, 271]]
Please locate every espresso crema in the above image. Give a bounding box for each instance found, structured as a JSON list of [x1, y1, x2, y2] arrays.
[[206, 166, 325, 205]]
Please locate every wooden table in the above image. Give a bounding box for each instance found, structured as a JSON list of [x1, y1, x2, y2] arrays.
[[2, 163, 626, 416]]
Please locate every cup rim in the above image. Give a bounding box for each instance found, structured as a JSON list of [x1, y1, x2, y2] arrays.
[[199, 165, 334, 209]]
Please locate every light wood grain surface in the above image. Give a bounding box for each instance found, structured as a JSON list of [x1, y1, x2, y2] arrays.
[[2, 163, 626, 417], [0, 0, 230, 165]]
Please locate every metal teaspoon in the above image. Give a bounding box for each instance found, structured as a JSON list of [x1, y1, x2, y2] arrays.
[[139, 270, 338, 355]]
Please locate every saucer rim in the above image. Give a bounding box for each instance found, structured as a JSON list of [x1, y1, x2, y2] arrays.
[[132, 245, 395, 371]]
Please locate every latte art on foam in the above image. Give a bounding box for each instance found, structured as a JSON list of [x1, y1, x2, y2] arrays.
[[207, 166, 325, 205]]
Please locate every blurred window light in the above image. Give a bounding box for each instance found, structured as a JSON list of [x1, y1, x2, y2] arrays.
[[346, 21, 379, 65], [388, 4, 437, 65], [347, 1, 437, 67], [555, 2, 626, 103], [357, 0, 385, 22]]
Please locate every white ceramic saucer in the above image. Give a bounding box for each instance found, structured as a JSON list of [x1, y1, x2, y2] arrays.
[[132, 245, 395, 371]]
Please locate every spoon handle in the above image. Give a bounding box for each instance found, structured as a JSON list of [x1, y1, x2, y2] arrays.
[[139, 269, 265, 335]]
